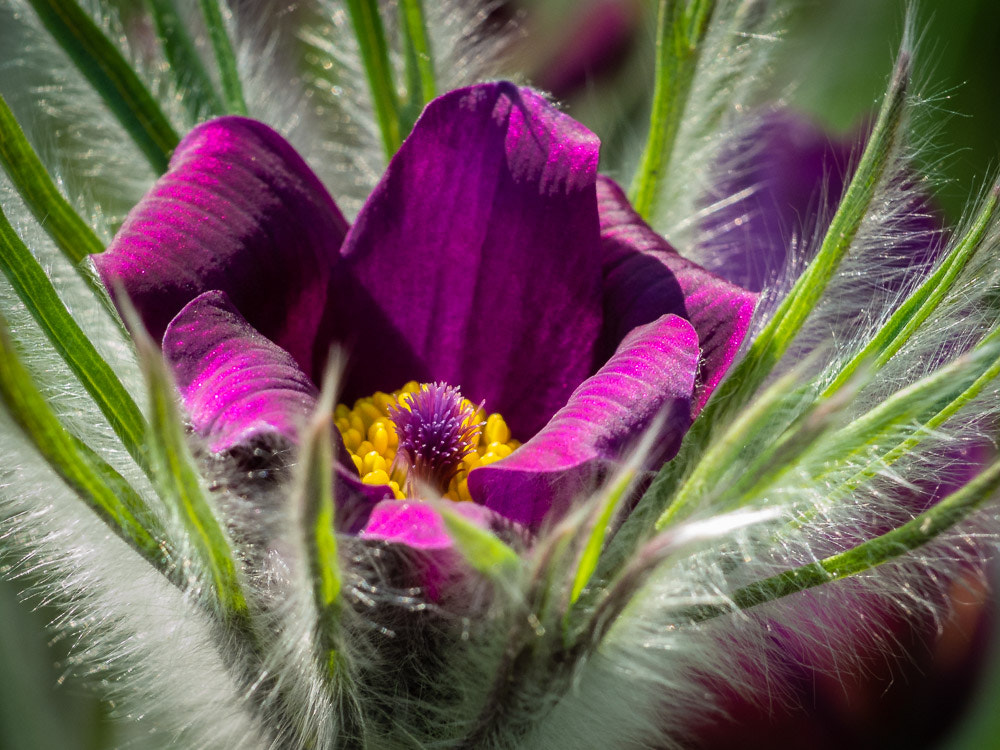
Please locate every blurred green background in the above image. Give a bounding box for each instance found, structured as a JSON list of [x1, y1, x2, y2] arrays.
[[2, 1, 1000, 748]]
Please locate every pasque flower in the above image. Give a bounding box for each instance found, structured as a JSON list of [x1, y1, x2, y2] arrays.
[[4, 1, 1000, 748], [94, 81, 755, 549]]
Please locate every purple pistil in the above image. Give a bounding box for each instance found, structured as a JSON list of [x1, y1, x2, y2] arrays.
[[387, 382, 481, 495]]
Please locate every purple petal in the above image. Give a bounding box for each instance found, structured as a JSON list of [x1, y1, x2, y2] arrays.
[[164, 290, 320, 453], [96, 116, 347, 376], [162, 291, 390, 522], [597, 177, 757, 413], [467, 313, 699, 529], [328, 83, 604, 440], [360, 500, 498, 551]]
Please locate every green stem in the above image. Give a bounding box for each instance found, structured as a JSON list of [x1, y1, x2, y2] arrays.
[[823, 181, 1000, 397], [145, 0, 225, 118], [682, 457, 1000, 623], [25, 0, 179, 172], [197, 0, 248, 115], [399, 0, 436, 107], [345, 0, 402, 159], [0, 315, 166, 569], [0, 94, 104, 263], [629, 0, 716, 220], [0, 204, 149, 472]]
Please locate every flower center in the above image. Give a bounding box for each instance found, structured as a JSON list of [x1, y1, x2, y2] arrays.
[[333, 381, 520, 501]]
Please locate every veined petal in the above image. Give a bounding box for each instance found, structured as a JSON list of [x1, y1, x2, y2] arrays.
[[96, 117, 348, 375], [330, 82, 604, 439], [597, 176, 757, 413], [163, 291, 389, 523], [468, 314, 699, 529], [163, 290, 320, 453]]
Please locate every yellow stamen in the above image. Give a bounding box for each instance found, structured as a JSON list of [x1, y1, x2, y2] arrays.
[[334, 382, 519, 502]]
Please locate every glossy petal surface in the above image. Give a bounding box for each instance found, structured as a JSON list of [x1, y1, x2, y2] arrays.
[[468, 313, 699, 529]]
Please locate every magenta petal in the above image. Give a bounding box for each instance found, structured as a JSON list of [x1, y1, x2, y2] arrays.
[[331, 83, 604, 439], [468, 314, 699, 529], [162, 291, 391, 522], [360, 500, 498, 550], [96, 117, 347, 376], [164, 290, 320, 453], [597, 176, 757, 413]]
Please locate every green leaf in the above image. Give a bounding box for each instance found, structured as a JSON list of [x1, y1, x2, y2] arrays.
[[698, 40, 910, 431], [0, 204, 148, 471], [295, 369, 343, 675], [345, 0, 402, 160], [398, 0, 436, 128], [823, 179, 1000, 397], [0, 94, 104, 263], [24, 0, 180, 173], [440, 508, 520, 579], [680, 456, 1000, 624], [0, 314, 166, 567], [568, 467, 637, 605], [643, 35, 912, 532], [197, 0, 247, 115], [629, 0, 716, 220], [129, 309, 248, 619], [144, 0, 225, 119]]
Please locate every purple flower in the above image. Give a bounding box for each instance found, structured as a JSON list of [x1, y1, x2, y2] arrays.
[[94, 82, 755, 550]]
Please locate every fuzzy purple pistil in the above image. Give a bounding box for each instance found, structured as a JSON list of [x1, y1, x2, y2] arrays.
[[387, 382, 481, 496]]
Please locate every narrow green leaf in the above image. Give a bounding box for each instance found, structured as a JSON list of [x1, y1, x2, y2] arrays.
[[568, 468, 637, 605], [144, 0, 225, 118], [696, 42, 910, 433], [0, 314, 166, 567], [629, 0, 716, 220], [399, 0, 436, 111], [295, 370, 343, 675], [643, 37, 912, 533], [129, 311, 248, 618], [345, 0, 402, 159], [0, 94, 104, 263], [832, 331, 1000, 500], [440, 508, 520, 579], [25, 0, 180, 172], [0, 204, 148, 471], [681, 456, 1000, 624], [197, 0, 247, 115], [823, 180, 1000, 397]]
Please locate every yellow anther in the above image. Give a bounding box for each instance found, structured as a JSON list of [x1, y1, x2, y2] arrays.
[[358, 402, 382, 428], [484, 413, 510, 445], [334, 381, 521, 502], [343, 428, 363, 452], [374, 391, 396, 414], [486, 442, 512, 459], [362, 450, 386, 475], [362, 469, 391, 485], [368, 422, 389, 454]]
